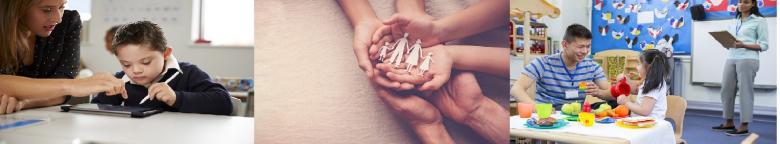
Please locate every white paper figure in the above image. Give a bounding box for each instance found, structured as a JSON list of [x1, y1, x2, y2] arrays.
[[388, 33, 409, 67], [418, 52, 433, 76], [378, 42, 390, 61], [405, 39, 423, 72]]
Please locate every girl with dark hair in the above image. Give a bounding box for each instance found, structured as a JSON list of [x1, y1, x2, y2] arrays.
[[616, 49, 670, 120], [712, 0, 769, 136]]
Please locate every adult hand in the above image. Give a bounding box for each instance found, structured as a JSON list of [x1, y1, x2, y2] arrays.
[[0, 94, 24, 115], [372, 13, 443, 48], [427, 71, 483, 123], [377, 45, 452, 91], [429, 71, 509, 144], [68, 73, 125, 97], [374, 85, 442, 128], [352, 20, 385, 78]]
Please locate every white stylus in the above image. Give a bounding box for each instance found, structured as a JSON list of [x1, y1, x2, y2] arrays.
[[139, 72, 180, 104]]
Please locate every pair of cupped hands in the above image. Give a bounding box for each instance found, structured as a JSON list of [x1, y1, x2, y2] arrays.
[[349, 12, 483, 128]]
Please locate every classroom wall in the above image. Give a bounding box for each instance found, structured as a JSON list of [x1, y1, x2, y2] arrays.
[[536, 0, 592, 50], [691, 18, 777, 86], [524, 1, 776, 115], [681, 17, 778, 115], [80, 0, 253, 78]]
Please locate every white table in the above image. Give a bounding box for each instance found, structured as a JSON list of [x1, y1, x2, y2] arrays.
[[0, 106, 253, 144], [510, 111, 676, 144]]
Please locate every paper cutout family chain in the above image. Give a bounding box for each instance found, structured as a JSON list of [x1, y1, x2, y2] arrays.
[[377, 33, 433, 76]]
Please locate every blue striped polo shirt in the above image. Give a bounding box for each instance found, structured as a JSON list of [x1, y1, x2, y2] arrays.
[[521, 53, 607, 107]]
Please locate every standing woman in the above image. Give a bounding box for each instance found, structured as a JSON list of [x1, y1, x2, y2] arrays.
[[711, 0, 769, 136], [0, 0, 125, 114]]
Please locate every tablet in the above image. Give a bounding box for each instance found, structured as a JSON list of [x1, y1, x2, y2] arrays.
[[708, 31, 737, 48], [61, 104, 163, 118]]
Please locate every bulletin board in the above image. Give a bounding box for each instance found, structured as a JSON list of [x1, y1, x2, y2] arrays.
[[591, 0, 693, 55], [695, 0, 777, 21]]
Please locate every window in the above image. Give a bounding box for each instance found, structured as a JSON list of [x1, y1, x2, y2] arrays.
[[192, 0, 254, 47]]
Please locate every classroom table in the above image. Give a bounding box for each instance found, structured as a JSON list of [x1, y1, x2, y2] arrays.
[[0, 106, 253, 143], [510, 111, 676, 144]]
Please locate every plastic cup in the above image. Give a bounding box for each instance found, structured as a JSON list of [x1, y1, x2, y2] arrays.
[[518, 103, 534, 118], [535, 103, 553, 119], [579, 112, 595, 127]]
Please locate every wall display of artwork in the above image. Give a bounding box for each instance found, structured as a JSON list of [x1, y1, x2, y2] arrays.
[[696, 0, 776, 21], [591, 0, 692, 55]]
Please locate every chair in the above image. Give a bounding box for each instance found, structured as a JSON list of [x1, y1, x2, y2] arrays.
[[666, 95, 688, 144], [229, 97, 242, 116], [245, 91, 254, 117], [741, 133, 759, 144]]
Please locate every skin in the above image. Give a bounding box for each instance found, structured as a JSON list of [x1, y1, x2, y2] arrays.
[[371, 0, 509, 48], [719, 0, 760, 133], [114, 44, 177, 106], [729, 0, 764, 51], [339, 1, 509, 142], [616, 60, 657, 117], [377, 45, 509, 91], [511, 37, 616, 105], [0, 0, 125, 114], [338, 1, 455, 143]]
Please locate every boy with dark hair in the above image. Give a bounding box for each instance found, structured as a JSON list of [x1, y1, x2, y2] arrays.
[[92, 21, 232, 115]]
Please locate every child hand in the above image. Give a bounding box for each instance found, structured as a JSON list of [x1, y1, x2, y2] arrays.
[[351, 20, 384, 78], [616, 95, 629, 105], [372, 13, 443, 48], [379, 45, 452, 92], [148, 83, 177, 106], [370, 63, 417, 91], [368, 32, 395, 61]]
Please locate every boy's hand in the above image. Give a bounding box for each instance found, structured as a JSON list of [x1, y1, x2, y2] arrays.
[[379, 45, 452, 92], [148, 83, 177, 106]]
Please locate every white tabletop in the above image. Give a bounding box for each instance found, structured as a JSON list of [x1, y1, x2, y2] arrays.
[[0, 106, 253, 144], [510, 111, 676, 144]]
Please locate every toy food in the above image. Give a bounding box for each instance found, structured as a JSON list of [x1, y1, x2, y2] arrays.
[[536, 117, 558, 126], [579, 82, 588, 92], [622, 116, 656, 127], [561, 102, 582, 115], [615, 105, 629, 117]]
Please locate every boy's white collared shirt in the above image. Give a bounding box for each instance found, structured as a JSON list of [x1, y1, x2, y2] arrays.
[[121, 55, 184, 86]]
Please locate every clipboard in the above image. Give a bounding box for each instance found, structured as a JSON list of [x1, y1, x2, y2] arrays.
[[708, 31, 737, 48], [61, 104, 163, 118]]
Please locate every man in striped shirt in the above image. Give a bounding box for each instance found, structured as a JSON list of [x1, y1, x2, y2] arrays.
[[511, 24, 619, 108]]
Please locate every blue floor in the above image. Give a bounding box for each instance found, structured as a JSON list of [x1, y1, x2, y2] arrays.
[[680, 109, 776, 144]]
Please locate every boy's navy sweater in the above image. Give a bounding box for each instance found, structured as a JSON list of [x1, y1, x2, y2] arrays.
[[92, 62, 232, 115]]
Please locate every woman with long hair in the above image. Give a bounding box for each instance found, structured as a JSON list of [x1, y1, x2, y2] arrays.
[[0, 0, 124, 114]]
